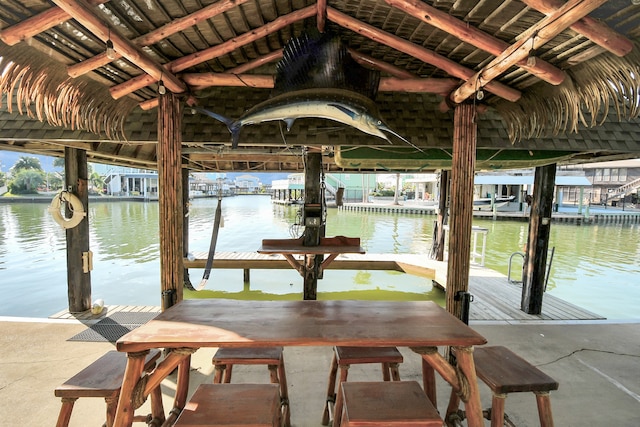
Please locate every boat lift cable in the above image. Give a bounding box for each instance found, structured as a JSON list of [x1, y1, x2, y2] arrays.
[[197, 190, 223, 291]]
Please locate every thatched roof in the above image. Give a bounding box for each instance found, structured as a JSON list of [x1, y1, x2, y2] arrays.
[[0, 0, 639, 172]]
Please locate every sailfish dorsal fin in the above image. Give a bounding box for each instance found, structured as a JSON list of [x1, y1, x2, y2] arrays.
[[273, 30, 380, 100]]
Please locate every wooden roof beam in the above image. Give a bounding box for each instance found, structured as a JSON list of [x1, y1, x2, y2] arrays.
[[230, 49, 284, 74], [179, 72, 459, 93], [317, 0, 328, 33], [384, 0, 565, 86], [110, 5, 317, 100], [521, 0, 633, 57], [138, 46, 419, 110], [326, 7, 521, 102], [139, 50, 284, 110], [450, 0, 608, 104], [67, 0, 249, 78], [347, 48, 418, 79], [0, 0, 109, 45], [51, 0, 186, 94]]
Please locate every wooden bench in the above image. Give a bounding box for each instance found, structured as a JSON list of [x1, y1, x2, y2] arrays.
[[323, 346, 403, 426], [339, 381, 443, 427], [55, 349, 162, 427], [212, 347, 290, 427], [450, 346, 559, 427], [173, 383, 281, 426]]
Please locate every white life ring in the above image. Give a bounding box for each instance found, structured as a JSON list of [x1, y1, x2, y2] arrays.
[[48, 191, 86, 229]]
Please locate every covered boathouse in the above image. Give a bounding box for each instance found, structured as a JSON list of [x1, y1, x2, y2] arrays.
[[0, 0, 639, 322]]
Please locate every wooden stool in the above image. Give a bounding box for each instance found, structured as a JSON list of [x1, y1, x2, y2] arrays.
[[454, 346, 559, 427], [212, 347, 290, 426], [55, 349, 162, 427], [339, 381, 443, 427], [322, 346, 403, 426], [174, 383, 281, 426]]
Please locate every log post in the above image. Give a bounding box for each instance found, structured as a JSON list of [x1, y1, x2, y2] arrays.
[[65, 147, 91, 313], [446, 103, 476, 320], [521, 163, 556, 314], [302, 149, 323, 300], [158, 91, 184, 310], [182, 166, 194, 291], [433, 169, 449, 261]]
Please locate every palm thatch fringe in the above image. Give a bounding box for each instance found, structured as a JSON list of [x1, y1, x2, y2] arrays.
[[0, 43, 137, 140], [495, 44, 640, 143]]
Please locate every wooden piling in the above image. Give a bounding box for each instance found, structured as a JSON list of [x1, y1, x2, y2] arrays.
[[65, 147, 91, 313], [446, 103, 476, 320], [522, 164, 557, 314], [302, 150, 323, 300], [157, 92, 184, 310]]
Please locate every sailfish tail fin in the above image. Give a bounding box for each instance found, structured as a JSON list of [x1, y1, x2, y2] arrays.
[[193, 107, 241, 148]]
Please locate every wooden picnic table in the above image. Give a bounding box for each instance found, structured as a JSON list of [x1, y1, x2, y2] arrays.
[[113, 299, 487, 427]]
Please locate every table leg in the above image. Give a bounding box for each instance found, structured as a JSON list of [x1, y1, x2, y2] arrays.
[[174, 354, 192, 411], [153, 349, 196, 426], [114, 351, 148, 427], [421, 358, 437, 407], [412, 346, 484, 427], [453, 346, 484, 427]]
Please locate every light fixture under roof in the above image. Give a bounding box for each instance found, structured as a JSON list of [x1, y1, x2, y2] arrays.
[[105, 26, 116, 60], [105, 39, 116, 60]]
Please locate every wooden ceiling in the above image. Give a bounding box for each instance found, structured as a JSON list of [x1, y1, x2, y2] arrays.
[[0, 0, 639, 172]]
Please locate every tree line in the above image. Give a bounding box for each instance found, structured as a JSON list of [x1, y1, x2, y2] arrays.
[[0, 156, 105, 195]]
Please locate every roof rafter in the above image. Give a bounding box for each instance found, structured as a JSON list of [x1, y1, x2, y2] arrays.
[[0, 0, 109, 45], [384, 0, 565, 86], [66, 0, 251, 78], [50, 0, 186, 93], [108, 5, 317, 99], [522, 0, 633, 57], [451, 0, 609, 104], [326, 7, 521, 102]]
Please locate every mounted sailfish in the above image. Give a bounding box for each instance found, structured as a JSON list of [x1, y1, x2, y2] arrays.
[[195, 30, 417, 149]]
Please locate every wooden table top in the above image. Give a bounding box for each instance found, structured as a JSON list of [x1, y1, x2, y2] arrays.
[[116, 300, 486, 352], [258, 236, 365, 255]]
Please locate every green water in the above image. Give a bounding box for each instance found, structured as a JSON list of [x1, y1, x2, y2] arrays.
[[0, 195, 638, 319]]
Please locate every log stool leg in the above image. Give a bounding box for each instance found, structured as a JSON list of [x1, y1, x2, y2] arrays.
[[213, 364, 225, 383], [535, 391, 554, 427], [322, 351, 339, 425], [331, 366, 350, 427], [55, 397, 77, 427], [275, 352, 291, 427], [422, 358, 437, 407], [490, 393, 507, 427], [105, 395, 119, 427]]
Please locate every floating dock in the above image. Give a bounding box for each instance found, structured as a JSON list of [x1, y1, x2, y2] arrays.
[[50, 252, 604, 323], [338, 203, 640, 224]]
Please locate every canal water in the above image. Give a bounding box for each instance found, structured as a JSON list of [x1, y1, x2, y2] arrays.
[[0, 195, 638, 319]]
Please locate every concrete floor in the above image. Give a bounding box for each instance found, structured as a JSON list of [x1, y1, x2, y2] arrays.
[[1, 317, 639, 426]]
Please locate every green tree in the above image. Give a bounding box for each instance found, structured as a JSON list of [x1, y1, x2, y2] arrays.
[[89, 171, 105, 194], [44, 171, 63, 191], [8, 169, 45, 194], [12, 156, 43, 172], [53, 157, 65, 170]]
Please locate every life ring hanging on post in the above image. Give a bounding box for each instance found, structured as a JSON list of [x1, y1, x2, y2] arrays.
[[48, 190, 86, 229]]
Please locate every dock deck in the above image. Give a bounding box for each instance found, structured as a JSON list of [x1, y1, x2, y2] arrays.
[[51, 252, 604, 323]]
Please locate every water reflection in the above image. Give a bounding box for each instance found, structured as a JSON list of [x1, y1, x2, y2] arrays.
[[0, 197, 638, 319]]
